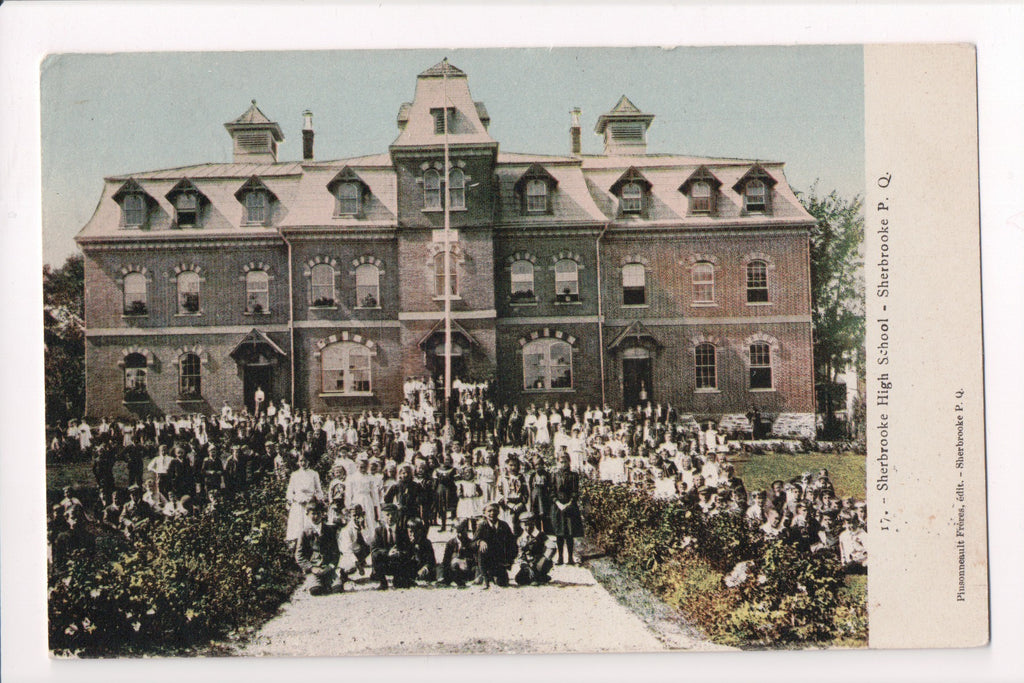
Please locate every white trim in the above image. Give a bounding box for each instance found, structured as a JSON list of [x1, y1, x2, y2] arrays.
[[397, 309, 496, 321], [87, 324, 291, 337], [294, 320, 401, 329], [603, 315, 811, 326]]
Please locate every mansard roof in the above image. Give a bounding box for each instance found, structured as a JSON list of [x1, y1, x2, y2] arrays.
[[391, 60, 496, 149]]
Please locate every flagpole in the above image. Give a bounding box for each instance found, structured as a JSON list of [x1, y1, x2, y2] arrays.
[[442, 59, 453, 438]]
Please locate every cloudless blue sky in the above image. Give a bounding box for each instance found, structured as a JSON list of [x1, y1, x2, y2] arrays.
[[41, 46, 864, 265]]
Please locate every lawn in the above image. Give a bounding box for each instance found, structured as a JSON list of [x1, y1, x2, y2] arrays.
[[731, 452, 866, 500]]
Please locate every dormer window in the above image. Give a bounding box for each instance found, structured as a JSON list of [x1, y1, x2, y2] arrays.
[[235, 176, 277, 227], [526, 180, 547, 213], [733, 164, 777, 216], [610, 167, 652, 218], [514, 164, 558, 215], [621, 182, 643, 214], [680, 165, 722, 216], [744, 180, 767, 213], [337, 182, 360, 216], [246, 191, 267, 224], [327, 167, 371, 218], [114, 179, 153, 229], [123, 194, 146, 227], [174, 193, 198, 227]]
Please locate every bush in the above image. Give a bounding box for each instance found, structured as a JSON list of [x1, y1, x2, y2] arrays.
[[48, 479, 302, 656], [581, 478, 867, 648]]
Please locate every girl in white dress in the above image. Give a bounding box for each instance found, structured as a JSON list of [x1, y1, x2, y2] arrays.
[[345, 459, 380, 538], [285, 456, 324, 545], [534, 410, 550, 446], [455, 466, 484, 522]]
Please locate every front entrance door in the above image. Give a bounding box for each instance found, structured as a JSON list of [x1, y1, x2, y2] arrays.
[[243, 364, 273, 414], [431, 342, 466, 385], [622, 348, 653, 408]]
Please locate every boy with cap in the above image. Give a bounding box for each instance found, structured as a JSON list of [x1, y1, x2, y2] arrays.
[[295, 500, 346, 595], [514, 511, 557, 586]]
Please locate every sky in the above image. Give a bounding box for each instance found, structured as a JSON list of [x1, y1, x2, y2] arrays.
[[41, 46, 864, 266]]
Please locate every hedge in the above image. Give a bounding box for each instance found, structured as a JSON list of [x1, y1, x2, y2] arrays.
[[48, 478, 302, 656], [581, 479, 867, 648]]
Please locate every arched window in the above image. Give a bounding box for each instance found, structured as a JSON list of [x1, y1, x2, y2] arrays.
[[449, 168, 466, 210], [749, 342, 773, 390], [555, 259, 579, 301], [695, 343, 717, 390], [123, 272, 147, 315], [692, 262, 715, 304], [177, 270, 201, 314], [311, 264, 335, 307], [526, 179, 548, 213], [179, 353, 202, 398], [510, 260, 535, 302], [321, 342, 372, 395], [336, 182, 360, 216], [246, 270, 269, 314], [744, 179, 767, 213], [123, 194, 145, 227], [746, 260, 769, 303], [621, 182, 643, 214], [622, 263, 646, 306], [423, 169, 441, 209], [123, 353, 148, 400], [245, 190, 268, 225], [523, 338, 573, 390], [433, 252, 458, 298], [355, 263, 380, 308]]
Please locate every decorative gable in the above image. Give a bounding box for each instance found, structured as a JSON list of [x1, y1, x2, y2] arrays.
[[679, 166, 723, 215], [112, 178, 156, 229], [513, 164, 559, 214], [165, 178, 208, 228]]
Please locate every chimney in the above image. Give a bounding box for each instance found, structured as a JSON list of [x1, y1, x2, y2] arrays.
[[302, 110, 314, 161], [570, 107, 582, 155]]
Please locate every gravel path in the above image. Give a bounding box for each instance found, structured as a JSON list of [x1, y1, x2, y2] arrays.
[[237, 528, 722, 657]]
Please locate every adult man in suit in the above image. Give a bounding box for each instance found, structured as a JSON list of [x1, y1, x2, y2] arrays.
[[474, 502, 516, 588], [371, 503, 416, 590], [295, 501, 345, 595]]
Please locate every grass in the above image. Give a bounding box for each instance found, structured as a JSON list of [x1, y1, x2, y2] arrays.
[[46, 459, 135, 501], [731, 452, 866, 499]]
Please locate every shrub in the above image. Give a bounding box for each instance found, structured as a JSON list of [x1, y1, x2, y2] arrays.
[[48, 478, 301, 656], [581, 478, 867, 648]]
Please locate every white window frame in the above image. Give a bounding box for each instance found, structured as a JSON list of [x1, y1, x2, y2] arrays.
[[622, 262, 646, 306], [176, 270, 201, 315], [692, 262, 715, 305], [310, 264, 336, 308], [510, 260, 535, 301], [554, 259, 580, 301], [245, 190, 268, 225], [123, 194, 145, 228], [523, 338, 573, 391], [245, 270, 270, 314], [174, 192, 199, 227], [620, 182, 643, 214], [749, 342, 774, 390], [746, 260, 770, 304], [321, 342, 373, 396], [691, 181, 713, 214], [526, 179, 548, 213], [695, 343, 717, 391], [423, 169, 441, 210], [449, 168, 466, 210], [178, 353, 202, 398], [336, 182, 361, 216], [123, 353, 148, 400], [355, 263, 380, 309], [123, 272, 148, 316], [433, 252, 458, 299], [744, 179, 767, 213]]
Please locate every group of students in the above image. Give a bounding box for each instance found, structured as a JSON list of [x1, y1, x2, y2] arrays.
[[48, 377, 866, 591]]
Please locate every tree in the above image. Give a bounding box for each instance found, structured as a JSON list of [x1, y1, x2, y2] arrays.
[[799, 186, 865, 386], [43, 254, 85, 427]]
